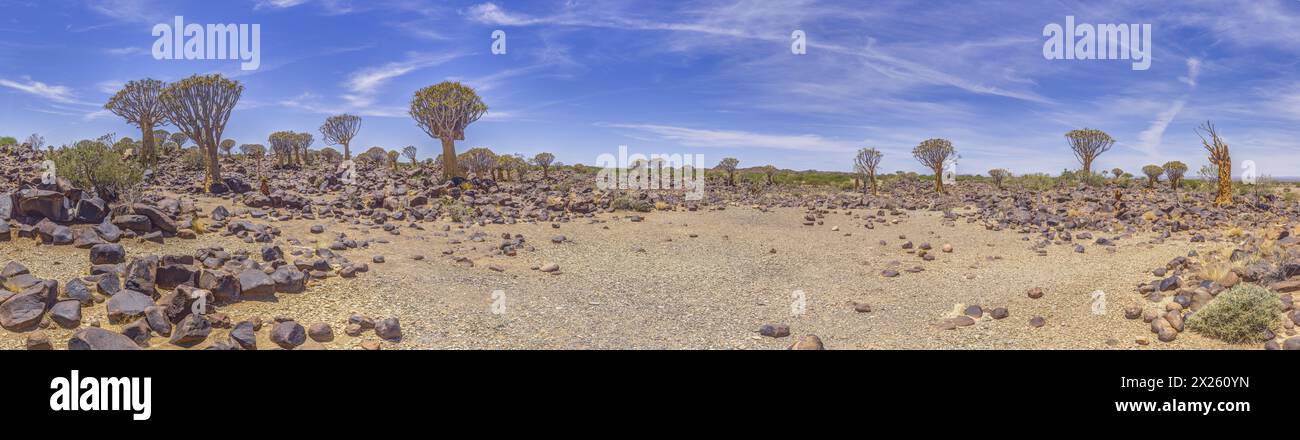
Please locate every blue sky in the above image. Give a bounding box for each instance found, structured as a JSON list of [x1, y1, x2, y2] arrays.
[[2, 0, 1300, 177]]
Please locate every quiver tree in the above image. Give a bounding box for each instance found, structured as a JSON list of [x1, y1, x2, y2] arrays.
[[854, 148, 883, 195], [402, 145, 418, 165], [762, 165, 777, 186], [105, 79, 167, 167], [220, 139, 235, 157], [320, 114, 360, 160], [159, 74, 242, 192], [989, 168, 1010, 189], [1197, 121, 1232, 206], [460, 147, 497, 178], [718, 157, 739, 186], [1065, 128, 1114, 175], [1111, 168, 1124, 180], [1141, 165, 1163, 188], [240, 144, 266, 178], [1163, 161, 1188, 189], [294, 132, 314, 165], [532, 152, 555, 179], [360, 146, 387, 166], [387, 150, 401, 170], [169, 132, 188, 149], [319, 147, 341, 164], [268, 131, 297, 167], [913, 138, 954, 193], [409, 82, 487, 182], [510, 154, 529, 180]]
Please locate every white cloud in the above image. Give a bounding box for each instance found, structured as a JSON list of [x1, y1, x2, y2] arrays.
[[1179, 58, 1202, 87], [96, 80, 125, 94], [1133, 58, 1203, 156], [0, 77, 80, 104], [254, 0, 311, 9], [103, 47, 148, 56], [1134, 100, 1186, 157], [343, 52, 463, 108]]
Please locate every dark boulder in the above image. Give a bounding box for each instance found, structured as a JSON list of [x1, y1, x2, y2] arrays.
[[105, 289, 153, 324], [90, 243, 126, 265], [270, 320, 305, 349], [68, 327, 140, 350]]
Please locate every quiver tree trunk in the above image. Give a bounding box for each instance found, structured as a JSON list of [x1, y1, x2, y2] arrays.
[[1215, 158, 1233, 206]]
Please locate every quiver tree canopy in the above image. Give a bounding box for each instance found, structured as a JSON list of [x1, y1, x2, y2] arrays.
[[320, 114, 361, 160], [105, 78, 167, 167], [1065, 128, 1114, 175], [159, 74, 242, 192], [409, 82, 487, 181]]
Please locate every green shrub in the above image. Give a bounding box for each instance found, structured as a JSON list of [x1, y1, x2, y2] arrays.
[[631, 200, 653, 212], [50, 137, 144, 202], [0, 136, 16, 146], [611, 198, 632, 210], [1186, 284, 1282, 343]]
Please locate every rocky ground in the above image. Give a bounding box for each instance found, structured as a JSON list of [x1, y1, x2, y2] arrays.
[[1, 142, 1298, 350]]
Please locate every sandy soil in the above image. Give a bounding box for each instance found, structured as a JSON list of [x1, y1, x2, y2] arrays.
[[0, 201, 1254, 350]]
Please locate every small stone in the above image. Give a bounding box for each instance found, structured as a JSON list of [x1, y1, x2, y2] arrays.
[[1026, 287, 1043, 299], [375, 317, 402, 340], [308, 322, 334, 342], [230, 320, 257, 350], [170, 314, 212, 347], [1029, 316, 1046, 328], [964, 305, 983, 318], [26, 331, 52, 350], [788, 335, 825, 350], [759, 324, 790, 338], [49, 300, 81, 328], [539, 263, 560, 273], [990, 307, 1009, 319], [1284, 337, 1300, 351]]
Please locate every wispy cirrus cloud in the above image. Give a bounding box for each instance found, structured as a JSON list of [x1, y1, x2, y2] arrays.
[[0, 76, 81, 104], [342, 51, 465, 108]]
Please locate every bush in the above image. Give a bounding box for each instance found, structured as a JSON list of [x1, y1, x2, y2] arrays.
[[49, 137, 144, 202], [0, 136, 16, 146], [1186, 284, 1282, 343], [611, 198, 632, 210]]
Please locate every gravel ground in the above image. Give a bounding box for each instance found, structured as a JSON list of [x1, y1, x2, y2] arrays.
[[0, 201, 1253, 349]]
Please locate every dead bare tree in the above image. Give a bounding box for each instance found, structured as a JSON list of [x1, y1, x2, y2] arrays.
[[1196, 121, 1233, 206]]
